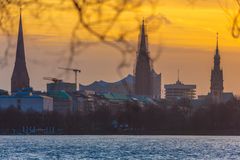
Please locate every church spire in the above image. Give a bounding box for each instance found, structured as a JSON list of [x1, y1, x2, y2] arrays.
[[16, 8, 26, 61], [134, 19, 153, 97], [214, 33, 220, 70], [11, 9, 30, 92], [216, 32, 219, 55], [210, 32, 224, 104], [138, 19, 149, 55]]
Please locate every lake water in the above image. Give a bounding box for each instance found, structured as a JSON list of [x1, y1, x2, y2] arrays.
[[0, 136, 240, 159]]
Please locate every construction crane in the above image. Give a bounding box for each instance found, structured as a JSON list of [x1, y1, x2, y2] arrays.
[[58, 67, 81, 91], [43, 77, 62, 83]]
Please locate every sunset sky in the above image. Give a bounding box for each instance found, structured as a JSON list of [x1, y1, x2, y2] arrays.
[[1, 0, 240, 96]]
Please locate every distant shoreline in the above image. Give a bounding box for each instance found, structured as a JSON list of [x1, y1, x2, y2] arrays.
[[1, 130, 240, 136]]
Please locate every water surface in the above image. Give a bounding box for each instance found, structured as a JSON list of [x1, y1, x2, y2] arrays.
[[0, 136, 240, 159]]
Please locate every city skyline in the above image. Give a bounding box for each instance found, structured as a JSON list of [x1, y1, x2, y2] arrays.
[[1, 0, 240, 96], [2, 1, 240, 159]]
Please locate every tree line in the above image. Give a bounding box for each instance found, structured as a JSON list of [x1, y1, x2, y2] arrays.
[[1, 99, 240, 135]]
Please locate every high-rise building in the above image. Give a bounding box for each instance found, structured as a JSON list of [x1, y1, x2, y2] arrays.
[[134, 20, 161, 98], [210, 33, 224, 104], [165, 71, 196, 100], [11, 10, 30, 92], [165, 81, 196, 100]]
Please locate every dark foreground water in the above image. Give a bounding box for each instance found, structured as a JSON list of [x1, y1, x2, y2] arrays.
[[0, 136, 240, 160]]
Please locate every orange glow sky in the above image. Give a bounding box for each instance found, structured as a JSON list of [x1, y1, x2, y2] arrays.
[[1, 0, 240, 96]]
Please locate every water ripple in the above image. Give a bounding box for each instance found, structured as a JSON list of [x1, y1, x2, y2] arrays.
[[0, 136, 240, 159]]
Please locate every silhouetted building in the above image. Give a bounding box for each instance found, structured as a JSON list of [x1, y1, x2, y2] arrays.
[[152, 71, 162, 99], [11, 10, 30, 93], [165, 75, 196, 100], [134, 20, 161, 98], [134, 20, 153, 97], [80, 73, 161, 99], [47, 91, 72, 114], [79, 20, 161, 99], [210, 33, 224, 104], [0, 91, 53, 112], [80, 74, 134, 95], [197, 34, 234, 105], [0, 89, 8, 96], [47, 81, 76, 93]]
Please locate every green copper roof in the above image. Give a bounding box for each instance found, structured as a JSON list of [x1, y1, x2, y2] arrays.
[[47, 90, 72, 100], [103, 93, 130, 101]]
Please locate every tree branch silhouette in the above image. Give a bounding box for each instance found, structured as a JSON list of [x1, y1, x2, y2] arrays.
[[232, 0, 240, 38], [0, 0, 164, 69]]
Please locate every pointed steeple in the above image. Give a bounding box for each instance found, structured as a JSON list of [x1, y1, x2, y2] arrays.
[[138, 19, 149, 55], [214, 33, 220, 70], [176, 69, 181, 83], [16, 8, 26, 61], [134, 19, 153, 97], [210, 32, 224, 104], [215, 32, 220, 56], [11, 9, 30, 92]]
